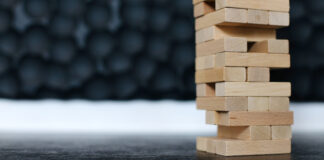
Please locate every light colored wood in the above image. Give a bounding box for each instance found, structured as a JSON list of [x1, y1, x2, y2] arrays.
[[196, 83, 215, 97], [215, 0, 290, 12], [248, 97, 269, 111], [247, 9, 268, 25], [196, 151, 292, 160], [206, 137, 291, 156], [197, 137, 209, 151], [212, 52, 290, 68], [215, 82, 291, 97], [195, 8, 247, 30], [193, 0, 214, 5], [247, 67, 270, 82], [195, 67, 246, 83], [196, 97, 248, 111], [194, 2, 215, 18], [196, 37, 247, 57], [272, 126, 292, 140], [206, 111, 294, 126], [249, 39, 289, 54], [195, 26, 276, 44], [269, 97, 290, 112], [218, 126, 271, 140], [269, 11, 290, 26]]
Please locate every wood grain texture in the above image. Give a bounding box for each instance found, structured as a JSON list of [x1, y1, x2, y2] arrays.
[[269, 11, 290, 26], [248, 97, 269, 111], [196, 96, 248, 111], [196, 37, 247, 57], [212, 52, 290, 68], [195, 67, 246, 83], [205, 137, 291, 156], [206, 111, 294, 126], [215, 0, 290, 12], [247, 9, 268, 25], [195, 8, 247, 30], [271, 126, 292, 140], [194, 2, 215, 18], [249, 39, 289, 54], [195, 26, 276, 43], [247, 67, 270, 82], [196, 137, 209, 151], [215, 82, 291, 97], [218, 126, 271, 140], [196, 83, 215, 97], [269, 97, 290, 112]]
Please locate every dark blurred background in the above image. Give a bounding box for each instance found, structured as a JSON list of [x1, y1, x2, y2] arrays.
[[0, 0, 319, 101]]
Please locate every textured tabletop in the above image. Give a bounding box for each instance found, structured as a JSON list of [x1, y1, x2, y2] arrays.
[[0, 132, 322, 160]]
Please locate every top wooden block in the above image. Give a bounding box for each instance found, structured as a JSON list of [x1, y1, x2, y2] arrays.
[[195, 8, 289, 30], [216, 0, 290, 12]]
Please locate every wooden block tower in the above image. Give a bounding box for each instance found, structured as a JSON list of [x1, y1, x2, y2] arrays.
[[193, 0, 293, 156]]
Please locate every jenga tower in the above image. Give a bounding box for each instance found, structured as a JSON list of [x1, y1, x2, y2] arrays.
[[193, 0, 293, 156]]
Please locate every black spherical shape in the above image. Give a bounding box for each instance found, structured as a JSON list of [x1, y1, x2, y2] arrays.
[[85, 3, 110, 30], [23, 0, 51, 18], [106, 53, 132, 74], [45, 64, 68, 90], [68, 54, 95, 82], [119, 30, 144, 56], [57, 0, 85, 17], [18, 56, 45, 90], [23, 25, 49, 55], [87, 32, 114, 58], [115, 75, 137, 98], [50, 38, 76, 64], [147, 36, 170, 62], [49, 15, 77, 37], [0, 30, 20, 57]]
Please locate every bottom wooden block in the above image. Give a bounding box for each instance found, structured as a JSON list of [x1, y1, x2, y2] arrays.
[[197, 137, 291, 156]]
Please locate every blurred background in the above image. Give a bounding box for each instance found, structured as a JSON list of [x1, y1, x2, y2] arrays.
[[0, 0, 317, 101]]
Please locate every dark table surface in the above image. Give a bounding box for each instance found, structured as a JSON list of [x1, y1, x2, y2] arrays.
[[0, 132, 322, 160]]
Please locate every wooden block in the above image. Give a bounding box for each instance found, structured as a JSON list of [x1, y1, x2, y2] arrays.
[[197, 97, 248, 111], [206, 111, 294, 126], [193, 0, 214, 5], [196, 37, 247, 57], [218, 126, 271, 140], [197, 137, 209, 151], [248, 97, 269, 111], [196, 83, 215, 97], [196, 151, 292, 160], [195, 26, 276, 44], [215, 82, 291, 97], [269, 97, 290, 112], [269, 11, 290, 26], [194, 2, 215, 18], [247, 67, 270, 82], [206, 138, 291, 156], [272, 126, 292, 140], [247, 9, 268, 25], [213, 52, 290, 68], [249, 39, 289, 54], [195, 67, 246, 83], [215, 0, 290, 12], [195, 8, 247, 30]]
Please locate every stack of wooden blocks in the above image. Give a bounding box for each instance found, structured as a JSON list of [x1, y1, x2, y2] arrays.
[[193, 0, 293, 156]]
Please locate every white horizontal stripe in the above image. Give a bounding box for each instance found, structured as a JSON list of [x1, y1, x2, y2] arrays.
[[0, 99, 322, 133]]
